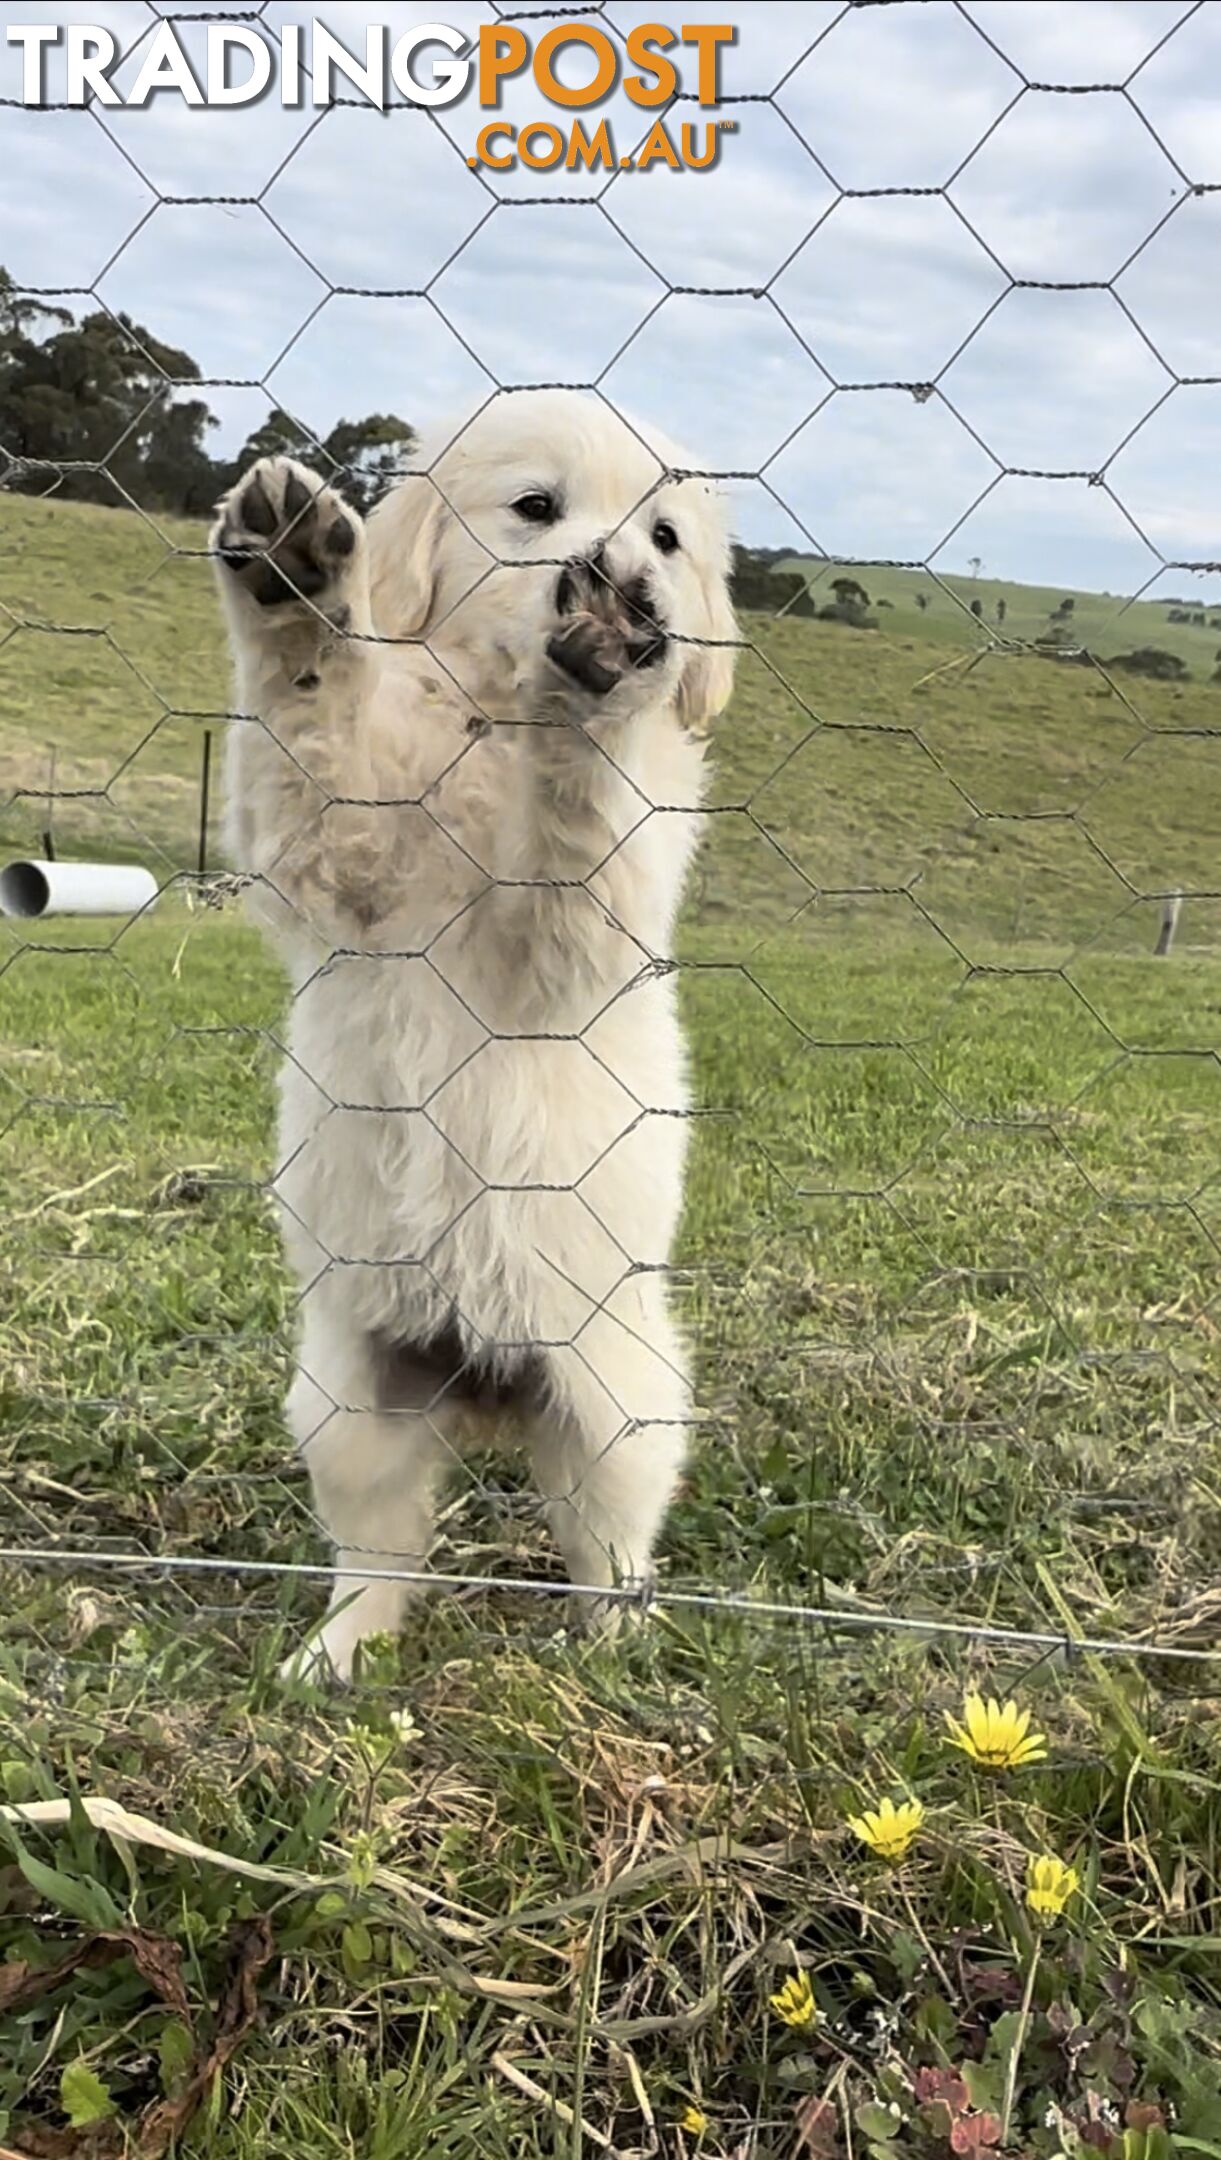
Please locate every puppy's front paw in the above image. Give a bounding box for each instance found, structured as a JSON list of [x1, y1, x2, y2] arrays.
[[278, 1616, 360, 1687], [279, 1581, 407, 1687], [212, 456, 363, 617], [546, 556, 668, 702]]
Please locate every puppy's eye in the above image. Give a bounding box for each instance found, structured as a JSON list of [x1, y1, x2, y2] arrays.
[[512, 490, 559, 526], [653, 519, 680, 555]]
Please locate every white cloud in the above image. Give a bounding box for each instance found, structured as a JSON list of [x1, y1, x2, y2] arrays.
[[1116, 191, 1221, 378], [263, 104, 490, 287], [768, 390, 1000, 564], [773, 196, 1008, 385], [0, 106, 154, 288], [267, 294, 492, 434], [943, 287, 1172, 471], [949, 90, 1183, 280], [1130, 4, 1221, 179], [96, 201, 327, 378], [776, 4, 1020, 189], [431, 202, 665, 385], [1107, 385, 1221, 563], [601, 292, 829, 471], [962, 1, 1193, 87]]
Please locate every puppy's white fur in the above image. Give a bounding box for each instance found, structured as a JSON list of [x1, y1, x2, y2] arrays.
[[212, 390, 736, 1678]]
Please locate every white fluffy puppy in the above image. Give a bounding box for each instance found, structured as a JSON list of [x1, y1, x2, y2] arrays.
[[211, 389, 737, 1678]]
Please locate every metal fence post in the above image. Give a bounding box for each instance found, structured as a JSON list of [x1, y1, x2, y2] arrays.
[[198, 727, 213, 876]]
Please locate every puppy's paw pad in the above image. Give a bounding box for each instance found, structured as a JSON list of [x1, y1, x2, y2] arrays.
[[213, 456, 361, 612], [548, 557, 668, 699], [547, 615, 625, 697]]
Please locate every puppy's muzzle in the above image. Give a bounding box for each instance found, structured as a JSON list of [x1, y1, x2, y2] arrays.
[[546, 548, 669, 698]]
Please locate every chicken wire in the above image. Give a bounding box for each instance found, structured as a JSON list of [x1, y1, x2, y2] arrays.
[[1, 0, 1219, 1692]]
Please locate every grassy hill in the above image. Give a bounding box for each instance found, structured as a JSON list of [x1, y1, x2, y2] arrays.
[[775, 552, 1221, 670], [0, 494, 223, 870]]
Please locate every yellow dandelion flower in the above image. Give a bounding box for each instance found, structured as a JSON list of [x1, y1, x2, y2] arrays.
[[1026, 1852, 1079, 1921], [945, 1692, 1048, 1770], [679, 2105, 709, 2136], [769, 1969, 818, 2031], [846, 1795, 924, 1862]]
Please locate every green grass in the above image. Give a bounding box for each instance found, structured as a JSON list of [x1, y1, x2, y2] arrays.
[[2, 496, 1220, 2156]]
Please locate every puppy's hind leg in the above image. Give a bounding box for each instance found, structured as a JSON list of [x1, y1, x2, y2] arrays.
[[526, 1291, 692, 1624], [282, 1316, 459, 1683]]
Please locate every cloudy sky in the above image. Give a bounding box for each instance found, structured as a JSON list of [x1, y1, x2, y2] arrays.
[[4, 0, 1221, 595]]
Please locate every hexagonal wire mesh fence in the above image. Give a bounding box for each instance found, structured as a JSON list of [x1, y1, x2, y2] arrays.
[[0, 0, 1219, 1733]]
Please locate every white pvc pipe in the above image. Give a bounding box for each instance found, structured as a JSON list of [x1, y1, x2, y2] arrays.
[[0, 860, 159, 920]]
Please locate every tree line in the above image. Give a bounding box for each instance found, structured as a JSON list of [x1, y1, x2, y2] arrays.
[[0, 270, 414, 518]]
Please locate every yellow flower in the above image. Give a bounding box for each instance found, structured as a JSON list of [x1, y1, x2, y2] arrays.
[[679, 2105, 709, 2136], [846, 1795, 924, 1862], [945, 1692, 1048, 1770], [769, 1969, 818, 2031], [1026, 1852, 1079, 1921]]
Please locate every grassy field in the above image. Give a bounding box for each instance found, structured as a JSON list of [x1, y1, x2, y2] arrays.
[[772, 556, 1221, 674], [2, 495, 1220, 2157]]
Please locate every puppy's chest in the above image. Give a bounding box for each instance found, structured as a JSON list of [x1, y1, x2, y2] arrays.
[[290, 961, 680, 1188]]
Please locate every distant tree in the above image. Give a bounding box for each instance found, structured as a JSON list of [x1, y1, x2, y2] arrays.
[[227, 407, 320, 478], [0, 267, 417, 522], [914, 592, 929, 611], [968, 555, 982, 579], [0, 284, 218, 512], [969, 597, 983, 619], [324, 411, 417, 516], [1052, 597, 1076, 621], [819, 593, 878, 630], [0, 270, 72, 353], [996, 596, 1006, 624], [1109, 647, 1189, 682], [830, 574, 870, 609], [139, 394, 222, 516], [729, 545, 807, 613], [225, 408, 415, 517]]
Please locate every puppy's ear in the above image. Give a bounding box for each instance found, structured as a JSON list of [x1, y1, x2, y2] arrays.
[[366, 474, 448, 637], [676, 546, 739, 736]]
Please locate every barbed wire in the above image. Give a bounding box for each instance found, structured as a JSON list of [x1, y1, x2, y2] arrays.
[[1, 0, 1219, 1690]]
